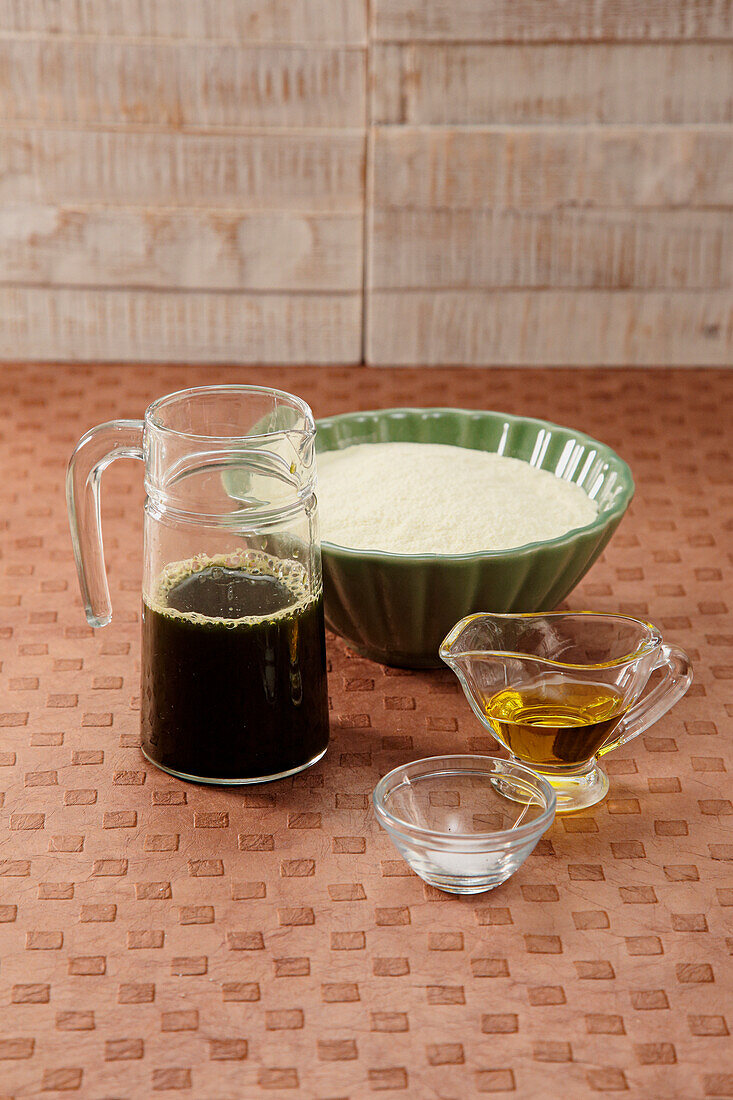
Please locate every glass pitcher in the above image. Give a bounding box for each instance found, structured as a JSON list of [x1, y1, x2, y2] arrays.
[[440, 612, 692, 812], [67, 385, 329, 785]]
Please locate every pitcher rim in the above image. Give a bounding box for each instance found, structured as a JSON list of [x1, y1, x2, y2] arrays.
[[439, 611, 662, 671], [146, 384, 315, 443]]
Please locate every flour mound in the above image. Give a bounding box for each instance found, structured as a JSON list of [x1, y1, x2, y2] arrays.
[[317, 442, 598, 555]]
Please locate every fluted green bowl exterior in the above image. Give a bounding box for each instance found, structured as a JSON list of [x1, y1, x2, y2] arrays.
[[315, 408, 634, 668]]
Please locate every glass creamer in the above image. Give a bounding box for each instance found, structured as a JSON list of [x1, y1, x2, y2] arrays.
[[441, 612, 691, 812]]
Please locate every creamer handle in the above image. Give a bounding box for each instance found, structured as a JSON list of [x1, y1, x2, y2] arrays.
[[597, 644, 692, 757]]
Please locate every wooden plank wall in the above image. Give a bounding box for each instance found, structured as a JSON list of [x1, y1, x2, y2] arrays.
[[0, 1, 731, 365], [0, 1, 366, 363], [367, 0, 733, 365]]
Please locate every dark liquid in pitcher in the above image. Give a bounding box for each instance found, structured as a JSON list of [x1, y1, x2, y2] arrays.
[[141, 557, 329, 782]]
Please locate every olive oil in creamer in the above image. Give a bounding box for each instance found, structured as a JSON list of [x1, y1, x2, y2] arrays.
[[483, 681, 626, 767]]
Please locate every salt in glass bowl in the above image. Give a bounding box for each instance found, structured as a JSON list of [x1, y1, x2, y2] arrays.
[[372, 756, 557, 895]]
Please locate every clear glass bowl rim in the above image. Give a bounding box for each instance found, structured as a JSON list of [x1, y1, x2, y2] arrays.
[[372, 755, 557, 845]]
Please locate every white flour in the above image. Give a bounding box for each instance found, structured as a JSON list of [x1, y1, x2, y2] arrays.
[[317, 442, 598, 554]]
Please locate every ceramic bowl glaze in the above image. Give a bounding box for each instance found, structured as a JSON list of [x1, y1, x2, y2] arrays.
[[315, 407, 634, 667]]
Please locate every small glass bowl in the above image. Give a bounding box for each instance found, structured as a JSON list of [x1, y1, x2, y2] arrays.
[[372, 755, 557, 895]]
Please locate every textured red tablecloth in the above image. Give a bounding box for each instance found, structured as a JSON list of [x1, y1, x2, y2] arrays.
[[0, 364, 731, 1099]]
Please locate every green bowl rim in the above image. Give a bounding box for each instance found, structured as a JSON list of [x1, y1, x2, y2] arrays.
[[315, 406, 635, 564]]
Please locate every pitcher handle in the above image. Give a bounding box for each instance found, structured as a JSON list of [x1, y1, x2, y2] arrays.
[[66, 420, 144, 628], [597, 644, 692, 757]]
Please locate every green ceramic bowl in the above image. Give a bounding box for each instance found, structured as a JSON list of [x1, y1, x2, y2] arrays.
[[315, 408, 634, 668]]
